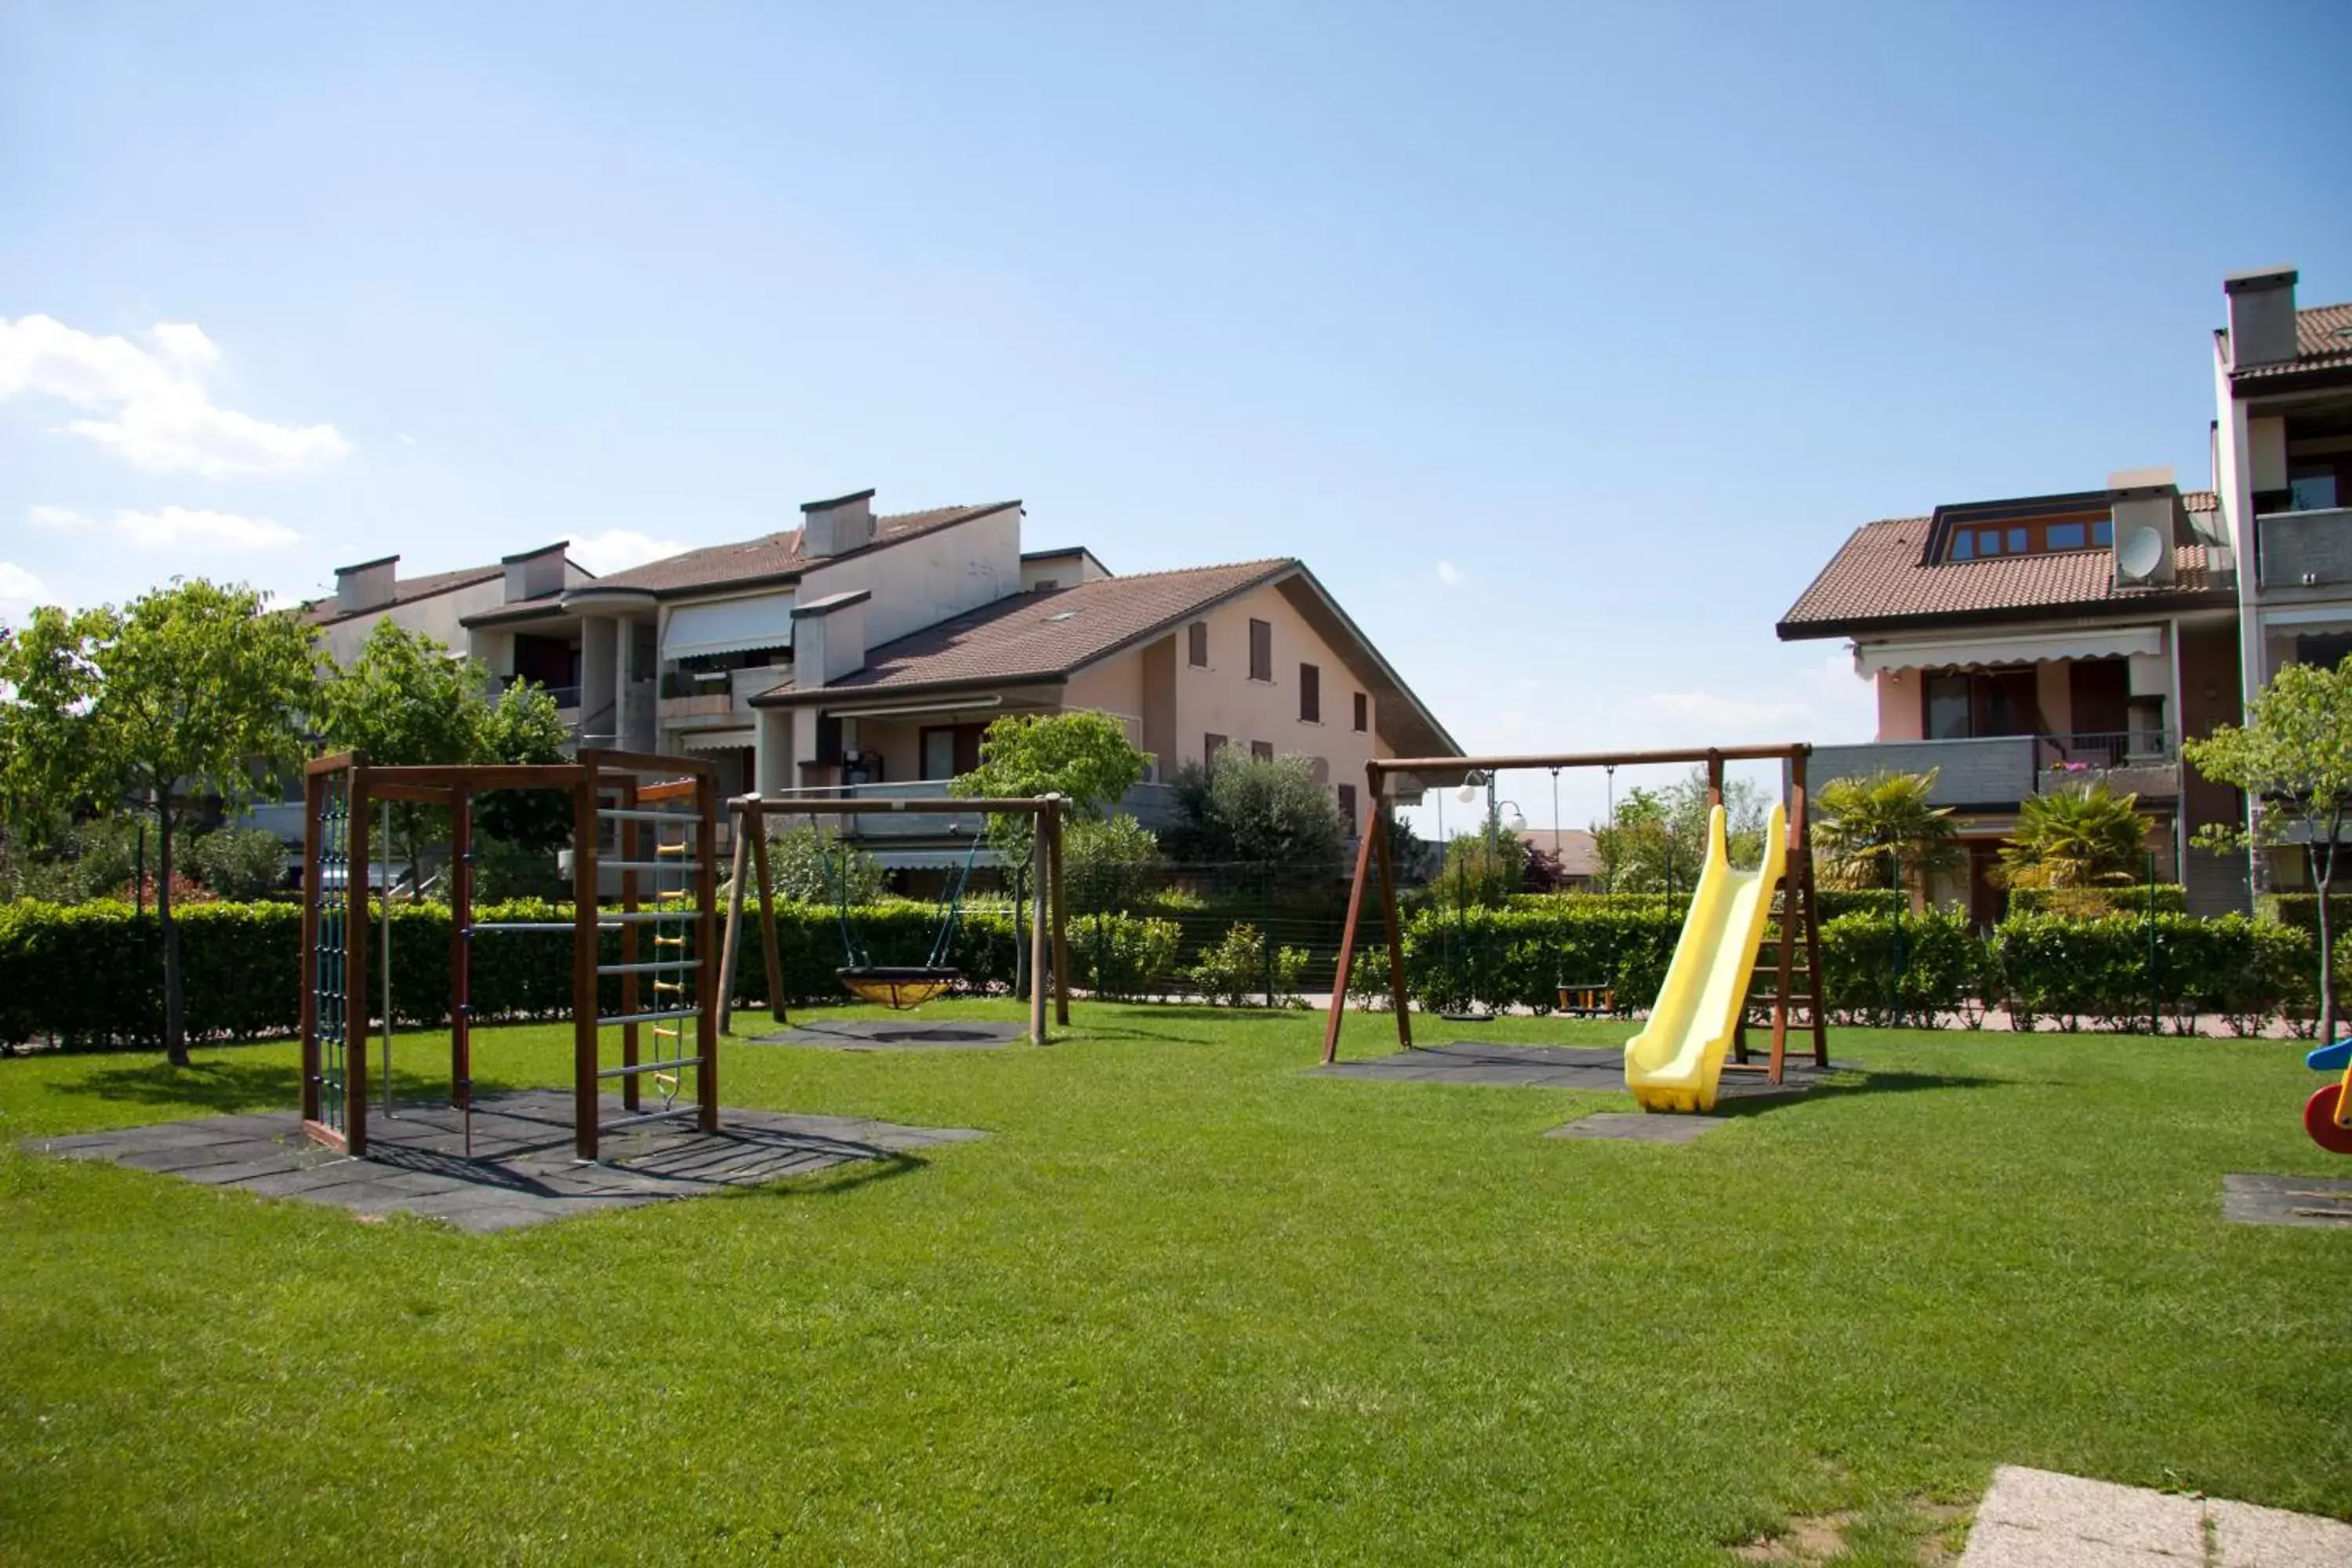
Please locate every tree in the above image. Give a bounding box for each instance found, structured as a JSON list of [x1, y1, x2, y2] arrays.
[[1431, 826, 1524, 909], [2186, 656, 2352, 1047], [1810, 769, 1962, 895], [316, 622, 570, 889], [1998, 783, 2148, 890], [760, 822, 887, 906], [186, 826, 292, 900], [317, 622, 495, 890], [949, 711, 1149, 993], [1589, 768, 1770, 893], [1063, 815, 1161, 916], [1165, 750, 1347, 873], [0, 581, 316, 1064]]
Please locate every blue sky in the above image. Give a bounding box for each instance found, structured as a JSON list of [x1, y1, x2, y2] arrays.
[[5, 1, 2349, 826]]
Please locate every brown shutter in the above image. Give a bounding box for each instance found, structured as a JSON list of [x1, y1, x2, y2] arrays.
[[1248, 619, 1272, 681], [1299, 662, 1319, 723]]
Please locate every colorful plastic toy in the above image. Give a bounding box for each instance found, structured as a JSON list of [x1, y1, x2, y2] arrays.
[[2305, 1038, 2352, 1156]]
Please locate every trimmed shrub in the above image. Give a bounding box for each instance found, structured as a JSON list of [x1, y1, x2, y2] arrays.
[[2007, 884, 2187, 917], [1817, 909, 1984, 1027], [1067, 913, 1181, 1000], [1988, 912, 2310, 1035], [1187, 924, 1308, 1007]]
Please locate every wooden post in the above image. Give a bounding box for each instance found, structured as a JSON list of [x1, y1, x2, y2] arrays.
[[1793, 746, 1829, 1069], [1706, 749, 1724, 811], [695, 771, 720, 1132], [572, 769, 601, 1162], [1374, 770, 1412, 1048], [299, 768, 322, 1127], [449, 782, 473, 1112], [1029, 807, 1051, 1044], [1322, 774, 1382, 1063], [717, 804, 752, 1035], [620, 779, 641, 1114], [345, 760, 371, 1156], [750, 812, 785, 1025], [1048, 796, 1070, 1027]]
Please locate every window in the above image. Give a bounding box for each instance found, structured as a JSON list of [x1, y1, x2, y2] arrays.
[[1250, 740, 1274, 761], [1337, 783, 1358, 827], [1924, 673, 1971, 740], [2291, 465, 2341, 513], [1943, 510, 2112, 563], [1352, 691, 1369, 731], [1204, 732, 1226, 764], [1299, 662, 1320, 722], [920, 724, 986, 780], [1247, 618, 1272, 682], [1188, 620, 1209, 667]]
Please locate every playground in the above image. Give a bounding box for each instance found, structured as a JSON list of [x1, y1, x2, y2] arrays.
[[5, 746, 2351, 1563], [5, 1002, 2350, 1565]]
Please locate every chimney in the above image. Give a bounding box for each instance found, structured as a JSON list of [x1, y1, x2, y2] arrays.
[[800, 488, 877, 558], [2223, 266, 2299, 368], [502, 542, 571, 603], [2107, 467, 2180, 588], [334, 555, 399, 615]]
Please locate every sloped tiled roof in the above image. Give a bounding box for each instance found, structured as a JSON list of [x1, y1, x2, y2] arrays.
[[572, 503, 1015, 598], [754, 559, 1294, 699], [298, 562, 503, 626], [1778, 491, 2229, 637], [1521, 828, 1601, 877], [2221, 300, 2352, 381]]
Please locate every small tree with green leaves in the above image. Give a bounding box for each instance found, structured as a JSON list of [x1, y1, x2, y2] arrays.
[[1166, 750, 1346, 873], [1590, 768, 1769, 893], [0, 580, 316, 1063], [760, 822, 887, 906], [186, 826, 292, 900], [2186, 656, 2352, 1047], [318, 622, 571, 889], [1998, 782, 2148, 890], [950, 711, 1149, 992], [1811, 769, 1962, 896]]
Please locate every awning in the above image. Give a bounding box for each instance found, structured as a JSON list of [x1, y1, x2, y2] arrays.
[[1854, 625, 2162, 677], [677, 728, 755, 752], [662, 596, 794, 662]]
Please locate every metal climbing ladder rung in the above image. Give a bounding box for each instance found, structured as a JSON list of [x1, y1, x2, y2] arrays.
[[596, 793, 708, 1127]]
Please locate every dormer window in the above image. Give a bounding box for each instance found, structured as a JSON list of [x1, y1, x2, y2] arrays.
[[1944, 511, 2112, 562]]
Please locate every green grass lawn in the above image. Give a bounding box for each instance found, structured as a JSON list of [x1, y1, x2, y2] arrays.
[[3, 1004, 2349, 1566]]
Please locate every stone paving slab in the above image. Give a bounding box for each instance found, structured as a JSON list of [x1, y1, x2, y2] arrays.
[[752, 1018, 1026, 1051], [1315, 1042, 1843, 1098], [2223, 1172, 2352, 1229], [1544, 1112, 1726, 1144], [21, 1088, 985, 1234], [1958, 1465, 2352, 1566]]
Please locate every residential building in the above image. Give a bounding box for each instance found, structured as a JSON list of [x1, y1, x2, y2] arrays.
[[2209, 265, 2352, 892], [445, 488, 1456, 864], [298, 542, 593, 668], [1520, 828, 1602, 891], [1777, 472, 2245, 923]]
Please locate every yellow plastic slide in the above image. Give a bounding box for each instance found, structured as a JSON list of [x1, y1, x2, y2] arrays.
[[1623, 802, 1789, 1113]]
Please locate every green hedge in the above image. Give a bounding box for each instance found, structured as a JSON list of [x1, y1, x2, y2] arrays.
[[1817, 910, 1986, 1027], [0, 896, 1200, 1050], [2007, 884, 2187, 916], [1989, 913, 2312, 1035]]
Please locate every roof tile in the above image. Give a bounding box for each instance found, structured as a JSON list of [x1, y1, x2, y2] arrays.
[[1779, 492, 2228, 636], [574, 503, 1014, 597]]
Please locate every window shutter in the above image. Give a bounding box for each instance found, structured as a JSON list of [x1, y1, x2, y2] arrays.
[[1188, 621, 1209, 667], [1299, 663, 1319, 722], [1248, 619, 1272, 681]]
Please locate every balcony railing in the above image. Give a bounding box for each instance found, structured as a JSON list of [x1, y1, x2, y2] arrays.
[[2256, 505, 2352, 592], [753, 779, 1182, 840], [1806, 731, 2181, 810]]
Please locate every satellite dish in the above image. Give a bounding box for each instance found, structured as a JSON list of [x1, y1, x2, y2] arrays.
[[2117, 526, 2166, 583]]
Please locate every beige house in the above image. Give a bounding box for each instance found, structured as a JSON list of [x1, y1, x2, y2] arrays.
[[449, 489, 1456, 840]]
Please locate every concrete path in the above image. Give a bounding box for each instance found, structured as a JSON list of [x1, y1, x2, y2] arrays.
[[1960, 1466, 2352, 1566]]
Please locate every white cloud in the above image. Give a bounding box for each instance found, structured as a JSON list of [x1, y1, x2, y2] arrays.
[[396, 432, 417, 446], [568, 528, 687, 575], [0, 561, 45, 624], [31, 503, 303, 550], [0, 314, 351, 477], [1436, 560, 1467, 589]]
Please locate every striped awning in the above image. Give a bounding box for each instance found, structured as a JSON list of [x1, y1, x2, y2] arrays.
[[1854, 625, 2162, 677], [677, 728, 754, 752]]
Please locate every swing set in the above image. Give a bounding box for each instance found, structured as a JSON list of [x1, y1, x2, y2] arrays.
[[1322, 744, 1828, 1081], [719, 792, 1071, 1042]]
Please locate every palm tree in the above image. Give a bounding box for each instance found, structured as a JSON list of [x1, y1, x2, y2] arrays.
[[1998, 782, 2147, 889], [1811, 770, 1962, 894]]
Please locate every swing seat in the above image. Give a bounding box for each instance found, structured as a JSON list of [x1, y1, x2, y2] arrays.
[[839, 966, 960, 1011]]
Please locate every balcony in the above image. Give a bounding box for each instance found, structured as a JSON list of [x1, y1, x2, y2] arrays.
[[755, 779, 1182, 844], [1806, 732, 2180, 811], [2257, 506, 2352, 593], [657, 664, 790, 720]]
